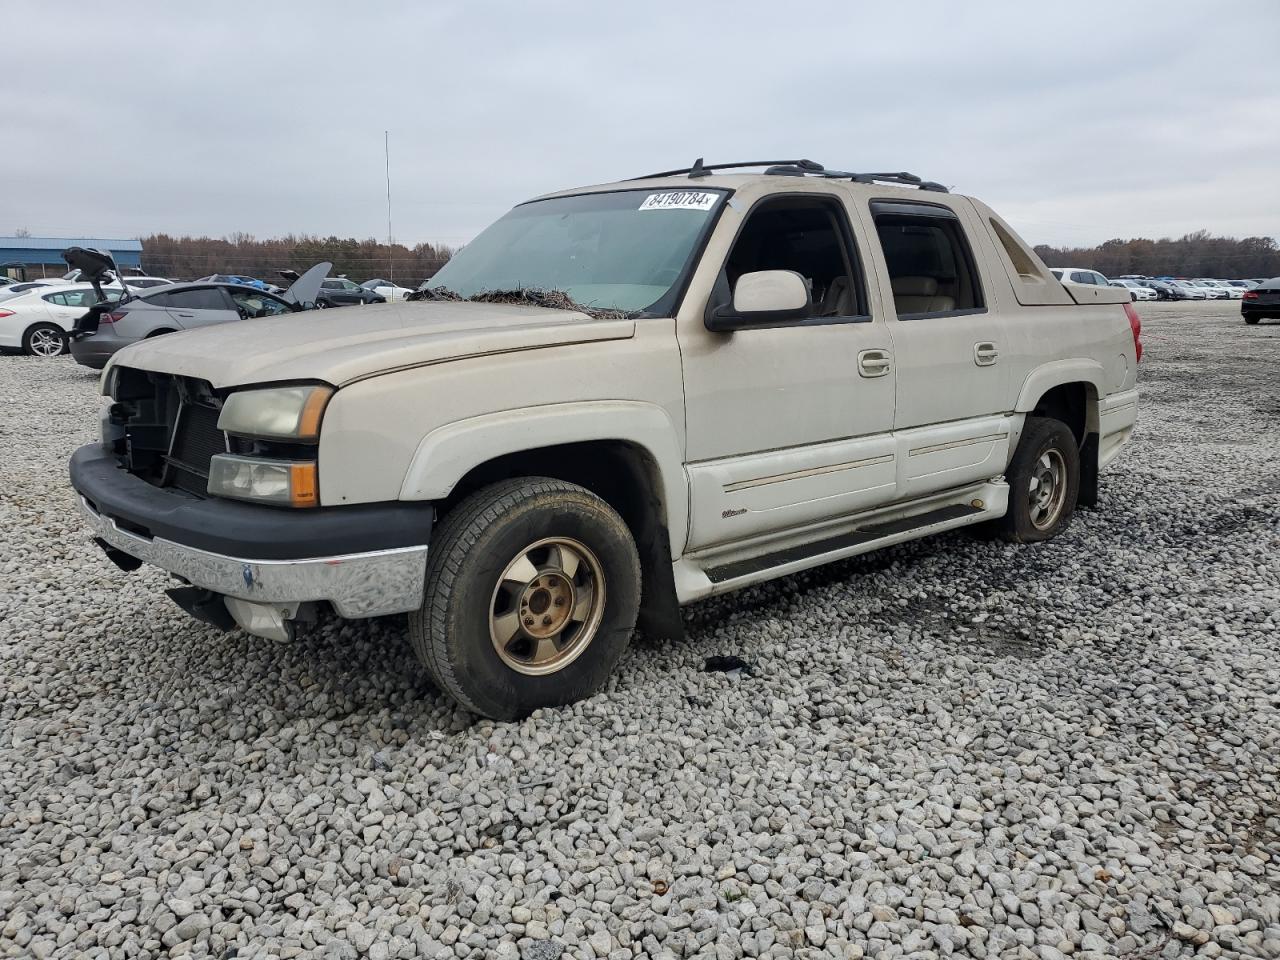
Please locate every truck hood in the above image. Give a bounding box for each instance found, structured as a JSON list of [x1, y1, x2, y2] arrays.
[[108, 300, 637, 388]]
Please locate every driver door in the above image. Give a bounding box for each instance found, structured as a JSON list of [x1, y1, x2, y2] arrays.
[[677, 190, 898, 551]]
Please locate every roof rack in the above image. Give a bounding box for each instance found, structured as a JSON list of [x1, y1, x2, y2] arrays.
[[630, 158, 948, 192]]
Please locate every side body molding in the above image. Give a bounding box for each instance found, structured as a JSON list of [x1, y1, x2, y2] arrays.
[[398, 401, 689, 556], [1014, 358, 1107, 412]]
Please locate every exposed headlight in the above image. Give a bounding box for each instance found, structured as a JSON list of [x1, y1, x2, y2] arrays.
[[101, 364, 119, 399], [208, 454, 318, 508], [217, 385, 333, 441]]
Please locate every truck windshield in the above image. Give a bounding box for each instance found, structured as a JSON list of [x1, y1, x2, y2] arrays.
[[422, 188, 727, 313]]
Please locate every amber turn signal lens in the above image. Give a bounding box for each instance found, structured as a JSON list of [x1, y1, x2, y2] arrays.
[[289, 462, 318, 508], [296, 386, 333, 442]]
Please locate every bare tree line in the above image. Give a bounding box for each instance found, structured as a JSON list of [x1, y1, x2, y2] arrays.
[[130, 228, 1280, 287], [1033, 231, 1280, 279], [139, 234, 456, 286]]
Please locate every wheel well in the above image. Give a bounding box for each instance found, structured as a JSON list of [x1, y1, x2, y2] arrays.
[[1030, 382, 1097, 447], [443, 441, 684, 640], [145, 328, 175, 337], [1030, 381, 1100, 507]]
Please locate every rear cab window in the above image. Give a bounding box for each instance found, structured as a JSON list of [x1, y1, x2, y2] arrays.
[[870, 200, 984, 318]]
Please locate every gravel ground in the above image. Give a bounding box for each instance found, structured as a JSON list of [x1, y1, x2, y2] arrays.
[[1, 300, 1277, 960]]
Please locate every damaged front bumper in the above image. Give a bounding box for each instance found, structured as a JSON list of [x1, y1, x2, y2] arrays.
[[70, 443, 432, 639]]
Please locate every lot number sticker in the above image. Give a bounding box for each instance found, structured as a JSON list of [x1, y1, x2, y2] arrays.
[[639, 191, 719, 212]]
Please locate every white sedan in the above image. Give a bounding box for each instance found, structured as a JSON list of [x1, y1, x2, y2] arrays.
[[0, 283, 123, 357], [1108, 279, 1158, 301], [360, 277, 414, 302]]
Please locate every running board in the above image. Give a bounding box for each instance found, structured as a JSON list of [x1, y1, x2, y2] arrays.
[[672, 480, 1008, 604], [705, 503, 981, 583]]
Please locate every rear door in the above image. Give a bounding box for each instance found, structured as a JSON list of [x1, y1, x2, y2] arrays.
[[42, 288, 121, 331], [858, 198, 1012, 500], [160, 286, 237, 328]]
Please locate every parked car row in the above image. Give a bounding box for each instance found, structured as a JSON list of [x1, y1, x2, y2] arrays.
[[67, 263, 330, 369], [0, 253, 422, 360], [1048, 269, 1264, 302]]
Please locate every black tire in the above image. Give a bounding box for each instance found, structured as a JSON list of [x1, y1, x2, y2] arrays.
[[22, 323, 68, 357], [409, 477, 641, 719], [1244, 316, 1260, 325], [990, 417, 1080, 544]]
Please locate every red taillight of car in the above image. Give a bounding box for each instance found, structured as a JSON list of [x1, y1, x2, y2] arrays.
[[0, 309, 14, 319], [1243, 290, 1259, 300], [1123, 302, 1143, 363], [101, 311, 128, 325]]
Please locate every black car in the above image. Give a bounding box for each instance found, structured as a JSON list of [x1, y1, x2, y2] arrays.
[[1135, 279, 1176, 300], [1242, 279, 1280, 325], [317, 277, 385, 308]]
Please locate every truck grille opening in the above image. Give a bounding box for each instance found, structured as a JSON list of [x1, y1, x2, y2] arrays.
[[166, 401, 227, 495], [111, 369, 230, 497]]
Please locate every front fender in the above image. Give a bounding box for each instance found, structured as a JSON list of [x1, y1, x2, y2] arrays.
[[398, 401, 689, 551]]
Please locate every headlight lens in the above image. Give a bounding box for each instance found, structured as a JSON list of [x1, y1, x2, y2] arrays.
[[101, 364, 119, 399], [208, 455, 319, 508], [217, 384, 333, 441]]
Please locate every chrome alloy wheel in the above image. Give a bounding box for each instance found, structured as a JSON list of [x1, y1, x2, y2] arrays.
[[29, 328, 64, 357], [489, 537, 606, 676], [1028, 449, 1068, 531]]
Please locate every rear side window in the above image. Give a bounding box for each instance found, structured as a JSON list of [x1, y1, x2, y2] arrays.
[[871, 202, 984, 317], [158, 287, 230, 310], [44, 290, 94, 307]]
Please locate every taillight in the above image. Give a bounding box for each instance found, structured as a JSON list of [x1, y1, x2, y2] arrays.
[[1123, 302, 1142, 363], [101, 311, 128, 325], [0, 309, 14, 319], [1243, 290, 1259, 300]]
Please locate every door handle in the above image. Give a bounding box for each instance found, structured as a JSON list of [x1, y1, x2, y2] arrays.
[[858, 349, 892, 378], [175, 312, 195, 318], [974, 342, 999, 366]]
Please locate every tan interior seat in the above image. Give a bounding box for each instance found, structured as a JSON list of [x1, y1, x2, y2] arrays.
[[817, 275, 857, 316], [892, 276, 955, 315]]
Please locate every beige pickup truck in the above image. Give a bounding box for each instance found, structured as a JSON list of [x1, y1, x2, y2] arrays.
[[70, 159, 1141, 719]]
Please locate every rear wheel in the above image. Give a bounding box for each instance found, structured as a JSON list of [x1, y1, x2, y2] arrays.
[[991, 417, 1079, 543], [409, 477, 641, 719], [1244, 316, 1260, 325], [23, 323, 67, 357]]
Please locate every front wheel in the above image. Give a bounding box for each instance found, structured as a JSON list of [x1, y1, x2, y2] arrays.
[[991, 417, 1080, 543], [1245, 316, 1260, 325], [409, 477, 641, 719], [23, 323, 68, 357]]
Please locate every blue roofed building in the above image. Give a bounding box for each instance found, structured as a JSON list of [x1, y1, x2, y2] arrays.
[[0, 236, 143, 278]]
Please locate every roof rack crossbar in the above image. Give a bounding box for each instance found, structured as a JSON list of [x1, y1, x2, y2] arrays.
[[629, 158, 948, 192]]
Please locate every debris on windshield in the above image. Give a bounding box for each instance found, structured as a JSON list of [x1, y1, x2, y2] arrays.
[[407, 286, 634, 320]]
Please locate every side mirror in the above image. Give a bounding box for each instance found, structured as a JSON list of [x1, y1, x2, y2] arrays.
[[706, 270, 811, 332]]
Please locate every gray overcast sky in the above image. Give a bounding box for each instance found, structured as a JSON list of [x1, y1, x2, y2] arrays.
[[6, 0, 1277, 249]]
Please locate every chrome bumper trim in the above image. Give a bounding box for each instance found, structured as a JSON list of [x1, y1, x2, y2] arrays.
[[78, 496, 427, 618]]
